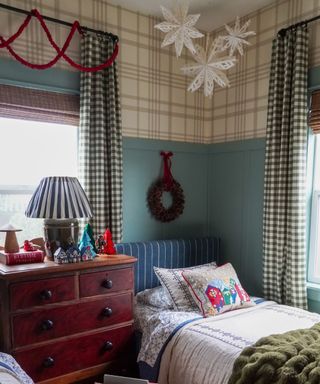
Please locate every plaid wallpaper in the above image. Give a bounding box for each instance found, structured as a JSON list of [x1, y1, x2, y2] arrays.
[[1, 0, 320, 143]]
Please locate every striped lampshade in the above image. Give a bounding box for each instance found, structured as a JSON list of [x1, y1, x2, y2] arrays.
[[25, 177, 93, 219]]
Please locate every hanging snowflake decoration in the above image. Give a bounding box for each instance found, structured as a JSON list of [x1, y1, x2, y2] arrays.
[[220, 16, 256, 56], [181, 39, 236, 97], [154, 4, 204, 57], [154, 3, 256, 97]]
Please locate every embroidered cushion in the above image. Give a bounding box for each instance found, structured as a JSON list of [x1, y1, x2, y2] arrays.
[[154, 262, 217, 311], [182, 263, 254, 317], [136, 286, 174, 309]]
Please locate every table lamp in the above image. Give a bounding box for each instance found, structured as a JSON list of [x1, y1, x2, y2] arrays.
[[25, 176, 93, 259]]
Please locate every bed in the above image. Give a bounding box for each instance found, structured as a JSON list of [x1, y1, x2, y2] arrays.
[[115, 237, 320, 384], [0, 352, 33, 383]]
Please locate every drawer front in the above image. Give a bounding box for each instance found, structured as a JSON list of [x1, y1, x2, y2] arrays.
[[12, 292, 133, 347], [79, 267, 133, 297], [10, 276, 75, 310], [14, 324, 133, 382]]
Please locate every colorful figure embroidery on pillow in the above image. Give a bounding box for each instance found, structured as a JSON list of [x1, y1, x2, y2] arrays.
[[206, 286, 225, 312], [222, 287, 231, 305], [230, 283, 237, 304], [205, 276, 250, 314], [230, 277, 250, 303]]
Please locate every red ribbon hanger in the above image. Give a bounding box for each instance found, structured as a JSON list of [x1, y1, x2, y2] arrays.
[[160, 151, 174, 191]]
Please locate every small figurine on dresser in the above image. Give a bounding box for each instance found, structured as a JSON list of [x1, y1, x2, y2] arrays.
[[23, 239, 41, 251], [78, 228, 96, 261], [54, 238, 82, 264], [95, 234, 106, 254], [53, 247, 69, 264], [84, 223, 98, 253], [53, 225, 98, 264], [96, 228, 116, 255], [66, 242, 82, 263]]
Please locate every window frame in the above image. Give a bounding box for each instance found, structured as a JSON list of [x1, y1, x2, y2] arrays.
[[0, 185, 36, 194]]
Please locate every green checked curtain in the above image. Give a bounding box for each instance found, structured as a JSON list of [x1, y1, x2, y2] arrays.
[[263, 26, 309, 309], [79, 34, 123, 242]]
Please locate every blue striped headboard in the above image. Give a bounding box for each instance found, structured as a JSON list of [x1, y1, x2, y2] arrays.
[[115, 237, 220, 293]]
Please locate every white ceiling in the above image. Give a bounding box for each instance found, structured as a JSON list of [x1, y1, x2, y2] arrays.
[[105, 0, 276, 31]]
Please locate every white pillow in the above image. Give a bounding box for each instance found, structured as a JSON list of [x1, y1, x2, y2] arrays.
[[154, 262, 217, 311], [136, 286, 174, 309]]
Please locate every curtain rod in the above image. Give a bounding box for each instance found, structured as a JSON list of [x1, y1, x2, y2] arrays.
[[0, 2, 119, 42], [278, 13, 320, 36]]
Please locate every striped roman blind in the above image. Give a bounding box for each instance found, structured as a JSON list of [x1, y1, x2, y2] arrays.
[[0, 84, 79, 125], [309, 90, 320, 134]]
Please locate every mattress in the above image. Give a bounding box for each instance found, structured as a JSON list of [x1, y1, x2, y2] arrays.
[[134, 301, 320, 384]]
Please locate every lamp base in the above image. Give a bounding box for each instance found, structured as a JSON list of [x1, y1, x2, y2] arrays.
[[44, 219, 79, 260]]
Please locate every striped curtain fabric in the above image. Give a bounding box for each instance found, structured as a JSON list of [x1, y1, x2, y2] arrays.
[[79, 34, 123, 242], [263, 26, 309, 309]]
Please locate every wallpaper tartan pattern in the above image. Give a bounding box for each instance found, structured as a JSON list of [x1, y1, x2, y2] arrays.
[[79, 34, 123, 242], [263, 26, 308, 309], [1, 0, 320, 143]]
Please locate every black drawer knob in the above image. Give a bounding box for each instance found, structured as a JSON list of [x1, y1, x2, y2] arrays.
[[103, 341, 113, 352], [102, 279, 113, 289], [102, 307, 113, 317], [41, 319, 54, 331], [43, 357, 54, 368], [40, 289, 52, 300]]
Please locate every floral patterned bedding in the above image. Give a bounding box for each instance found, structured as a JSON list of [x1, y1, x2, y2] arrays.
[[0, 353, 33, 384]]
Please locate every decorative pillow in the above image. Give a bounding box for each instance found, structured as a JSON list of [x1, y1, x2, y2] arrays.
[[182, 263, 255, 317], [136, 286, 174, 309], [154, 262, 217, 311]]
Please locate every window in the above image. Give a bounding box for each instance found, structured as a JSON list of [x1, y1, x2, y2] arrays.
[[308, 134, 320, 283], [0, 84, 79, 246], [0, 117, 78, 245]]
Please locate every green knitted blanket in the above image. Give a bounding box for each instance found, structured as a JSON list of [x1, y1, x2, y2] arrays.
[[228, 322, 320, 384]]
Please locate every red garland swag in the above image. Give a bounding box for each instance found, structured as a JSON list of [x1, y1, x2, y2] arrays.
[[0, 9, 118, 72], [147, 151, 185, 222]]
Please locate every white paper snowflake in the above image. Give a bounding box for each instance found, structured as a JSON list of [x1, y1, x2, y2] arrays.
[[154, 4, 204, 57], [181, 39, 236, 97], [221, 16, 256, 56]]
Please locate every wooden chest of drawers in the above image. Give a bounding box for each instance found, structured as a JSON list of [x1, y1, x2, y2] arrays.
[[0, 254, 136, 383]]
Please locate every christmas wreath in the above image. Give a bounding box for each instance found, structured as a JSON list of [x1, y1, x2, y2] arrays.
[[147, 152, 185, 222]]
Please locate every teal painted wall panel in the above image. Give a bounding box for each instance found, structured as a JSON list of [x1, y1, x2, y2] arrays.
[[122, 138, 208, 242], [208, 140, 265, 296], [307, 286, 320, 312], [0, 57, 79, 94], [242, 148, 265, 296], [208, 151, 245, 272]]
